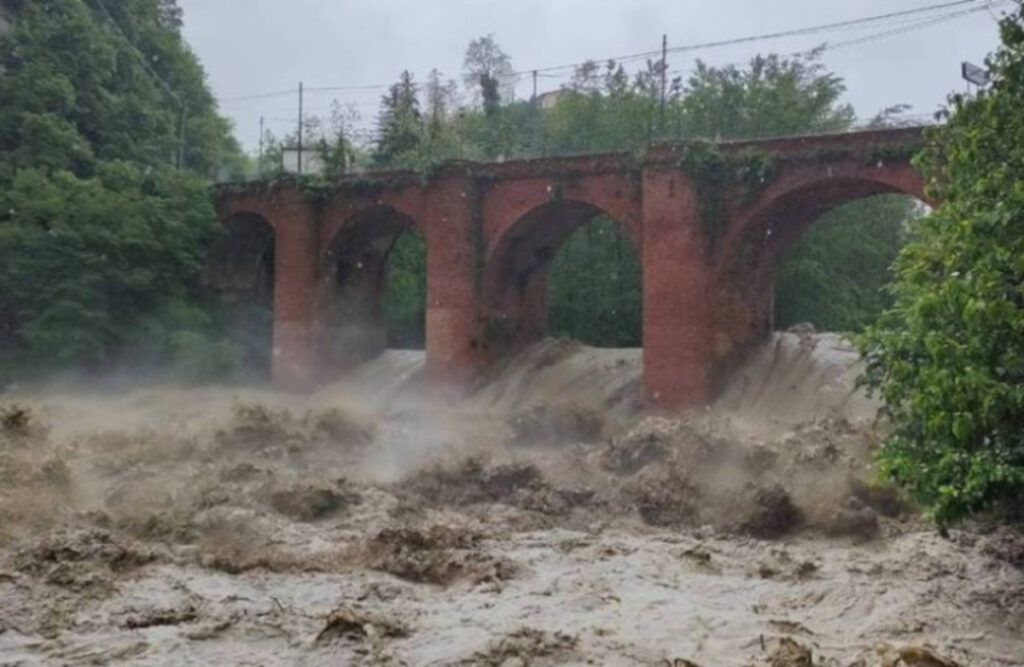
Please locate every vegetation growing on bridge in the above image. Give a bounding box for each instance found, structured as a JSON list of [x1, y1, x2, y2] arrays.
[[674, 143, 778, 245]]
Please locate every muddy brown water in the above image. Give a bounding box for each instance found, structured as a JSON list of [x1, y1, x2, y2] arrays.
[[0, 335, 1022, 666]]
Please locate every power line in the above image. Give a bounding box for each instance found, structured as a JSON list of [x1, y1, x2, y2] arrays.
[[215, 0, 994, 105], [217, 0, 1000, 135], [219, 88, 298, 103], [93, 0, 180, 103], [512, 0, 992, 75], [664, 0, 991, 53], [219, 84, 390, 105], [664, 2, 1007, 79], [822, 4, 1000, 49], [92, 0, 187, 167], [306, 83, 392, 93], [530, 2, 1004, 86], [983, 0, 1010, 21]]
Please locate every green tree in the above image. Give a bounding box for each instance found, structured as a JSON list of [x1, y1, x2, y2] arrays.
[[548, 217, 642, 347], [0, 0, 243, 382], [421, 69, 461, 163], [373, 70, 424, 168], [859, 7, 1024, 525], [459, 36, 524, 160], [462, 34, 515, 104], [306, 101, 361, 178], [775, 195, 919, 332], [539, 60, 660, 154], [382, 231, 426, 348], [679, 49, 854, 140]]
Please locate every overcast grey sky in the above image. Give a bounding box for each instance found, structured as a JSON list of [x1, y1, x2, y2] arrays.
[[178, 0, 1007, 151]]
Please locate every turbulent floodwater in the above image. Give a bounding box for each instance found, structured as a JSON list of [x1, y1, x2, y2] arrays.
[[0, 334, 1022, 666]]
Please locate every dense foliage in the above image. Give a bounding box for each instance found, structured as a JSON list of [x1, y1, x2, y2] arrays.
[[859, 8, 1024, 525], [775, 195, 917, 332], [382, 230, 427, 349], [0, 0, 243, 382], [548, 217, 642, 347], [373, 71, 424, 168]]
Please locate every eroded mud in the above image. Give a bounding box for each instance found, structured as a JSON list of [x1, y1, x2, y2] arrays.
[[0, 335, 1022, 665]]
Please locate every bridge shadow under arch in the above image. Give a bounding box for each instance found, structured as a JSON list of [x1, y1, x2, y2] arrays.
[[203, 211, 275, 377], [317, 204, 425, 376]]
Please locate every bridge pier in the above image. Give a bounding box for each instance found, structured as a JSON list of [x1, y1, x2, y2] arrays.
[[271, 201, 319, 391], [642, 168, 712, 408], [424, 176, 484, 385]]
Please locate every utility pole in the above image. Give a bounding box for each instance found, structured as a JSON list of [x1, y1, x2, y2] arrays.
[[258, 115, 264, 175], [458, 111, 465, 158], [297, 82, 304, 175], [659, 34, 667, 138], [531, 70, 539, 156]]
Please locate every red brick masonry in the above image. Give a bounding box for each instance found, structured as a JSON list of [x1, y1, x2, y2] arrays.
[[213, 128, 928, 409]]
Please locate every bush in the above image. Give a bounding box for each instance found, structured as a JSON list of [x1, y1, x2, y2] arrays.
[[859, 8, 1024, 525]]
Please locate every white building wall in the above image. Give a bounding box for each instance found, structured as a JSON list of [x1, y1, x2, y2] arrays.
[[281, 147, 325, 176]]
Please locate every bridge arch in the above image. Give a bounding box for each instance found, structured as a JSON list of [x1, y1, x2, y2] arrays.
[[482, 198, 640, 354], [209, 127, 928, 406], [317, 204, 426, 374], [733, 168, 925, 271], [206, 211, 276, 292], [203, 211, 276, 375], [774, 192, 923, 331], [713, 164, 927, 366]]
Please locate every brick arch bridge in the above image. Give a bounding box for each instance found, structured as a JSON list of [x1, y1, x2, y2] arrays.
[[211, 127, 929, 408]]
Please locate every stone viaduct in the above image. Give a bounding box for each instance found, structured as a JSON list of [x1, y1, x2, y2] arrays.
[[209, 127, 929, 408]]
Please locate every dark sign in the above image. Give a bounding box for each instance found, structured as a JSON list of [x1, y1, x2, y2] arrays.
[[961, 61, 989, 87]]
